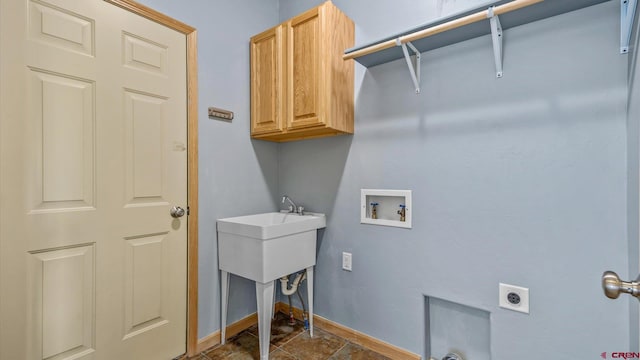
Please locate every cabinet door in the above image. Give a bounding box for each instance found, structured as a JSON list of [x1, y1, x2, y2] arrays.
[[287, 6, 326, 130], [251, 25, 284, 135]]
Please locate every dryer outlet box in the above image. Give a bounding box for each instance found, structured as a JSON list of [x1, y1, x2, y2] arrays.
[[499, 283, 529, 314]]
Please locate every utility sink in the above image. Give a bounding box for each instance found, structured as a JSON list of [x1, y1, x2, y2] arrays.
[[217, 212, 326, 240], [217, 212, 325, 283], [217, 212, 325, 359]]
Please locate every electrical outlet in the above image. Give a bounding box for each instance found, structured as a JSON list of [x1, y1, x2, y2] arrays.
[[499, 283, 529, 314], [342, 252, 352, 271]]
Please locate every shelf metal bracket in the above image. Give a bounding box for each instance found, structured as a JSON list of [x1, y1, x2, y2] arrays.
[[487, 7, 503, 78], [397, 38, 421, 93], [621, 0, 637, 54]]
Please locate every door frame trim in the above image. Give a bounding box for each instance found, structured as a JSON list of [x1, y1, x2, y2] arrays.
[[103, 0, 199, 356]]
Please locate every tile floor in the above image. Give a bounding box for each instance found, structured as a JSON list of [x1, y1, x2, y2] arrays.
[[195, 312, 391, 360]]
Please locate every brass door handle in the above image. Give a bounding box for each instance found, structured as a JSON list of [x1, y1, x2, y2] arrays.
[[602, 271, 640, 299]]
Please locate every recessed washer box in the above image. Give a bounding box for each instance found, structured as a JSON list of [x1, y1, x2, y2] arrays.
[[360, 189, 412, 229]]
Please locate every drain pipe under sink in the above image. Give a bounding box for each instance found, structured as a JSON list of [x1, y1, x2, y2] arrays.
[[280, 271, 306, 295], [280, 271, 308, 328]]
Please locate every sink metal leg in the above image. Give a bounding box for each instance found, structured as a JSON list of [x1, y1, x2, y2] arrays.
[[272, 282, 277, 319], [306, 266, 314, 337], [220, 270, 229, 345], [256, 281, 274, 360]]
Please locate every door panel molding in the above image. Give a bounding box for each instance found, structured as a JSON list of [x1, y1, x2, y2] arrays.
[[27, 68, 96, 213], [28, 244, 96, 360], [104, 0, 199, 356], [29, 0, 96, 56], [123, 233, 168, 339]]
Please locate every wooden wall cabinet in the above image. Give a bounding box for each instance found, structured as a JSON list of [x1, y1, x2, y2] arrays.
[[250, 1, 354, 142]]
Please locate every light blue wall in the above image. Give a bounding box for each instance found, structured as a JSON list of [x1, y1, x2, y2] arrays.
[[278, 1, 630, 358], [133, 0, 280, 338], [133, 0, 633, 356]]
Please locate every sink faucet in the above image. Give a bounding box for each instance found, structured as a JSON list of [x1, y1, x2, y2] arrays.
[[281, 195, 304, 215]]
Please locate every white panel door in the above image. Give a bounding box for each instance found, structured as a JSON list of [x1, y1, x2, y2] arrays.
[[0, 0, 188, 359]]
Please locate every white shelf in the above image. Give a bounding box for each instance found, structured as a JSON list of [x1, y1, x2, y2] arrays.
[[344, 0, 609, 68]]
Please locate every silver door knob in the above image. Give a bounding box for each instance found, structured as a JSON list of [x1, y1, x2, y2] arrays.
[[170, 206, 186, 218], [429, 353, 464, 360], [602, 271, 640, 299]]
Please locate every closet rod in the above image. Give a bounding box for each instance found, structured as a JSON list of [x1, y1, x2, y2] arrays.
[[343, 0, 543, 61]]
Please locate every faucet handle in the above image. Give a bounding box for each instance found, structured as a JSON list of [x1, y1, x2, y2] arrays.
[[297, 206, 304, 215]]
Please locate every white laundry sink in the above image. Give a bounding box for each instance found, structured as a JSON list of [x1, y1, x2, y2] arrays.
[[217, 211, 325, 360], [217, 212, 325, 283], [217, 212, 326, 240]]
